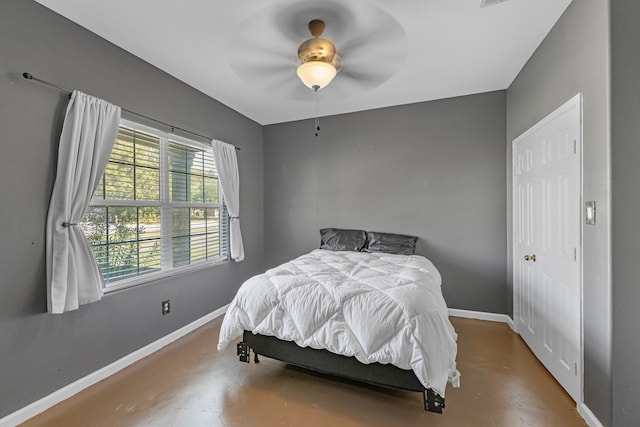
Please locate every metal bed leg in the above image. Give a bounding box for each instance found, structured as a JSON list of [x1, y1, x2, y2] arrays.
[[237, 342, 250, 363], [424, 389, 445, 413], [237, 342, 260, 364]]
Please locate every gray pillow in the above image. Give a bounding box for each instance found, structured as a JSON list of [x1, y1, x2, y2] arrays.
[[319, 228, 367, 252], [363, 231, 418, 255]]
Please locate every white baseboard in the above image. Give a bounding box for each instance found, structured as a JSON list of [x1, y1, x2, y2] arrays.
[[3, 304, 599, 427], [448, 308, 512, 325], [450, 309, 603, 427], [0, 304, 229, 427], [578, 403, 604, 427]]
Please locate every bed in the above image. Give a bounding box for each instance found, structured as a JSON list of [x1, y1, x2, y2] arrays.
[[217, 229, 460, 413]]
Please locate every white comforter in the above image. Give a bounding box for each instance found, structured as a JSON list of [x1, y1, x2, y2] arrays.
[[218, 249, 460, 397]]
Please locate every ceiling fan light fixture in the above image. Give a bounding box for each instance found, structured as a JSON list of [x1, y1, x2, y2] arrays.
[[296, 61, 337, 90]]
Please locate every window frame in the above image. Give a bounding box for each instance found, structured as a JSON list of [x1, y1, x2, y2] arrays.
[[85, 118, 228, 293]]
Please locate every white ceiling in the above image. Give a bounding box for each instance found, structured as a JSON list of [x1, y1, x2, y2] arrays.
[[34, 0, 572, 125]]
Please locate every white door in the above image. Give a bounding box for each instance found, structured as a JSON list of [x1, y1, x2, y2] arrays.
[[513, 94, 582, 403]]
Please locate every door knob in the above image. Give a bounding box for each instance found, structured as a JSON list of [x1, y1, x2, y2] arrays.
[[524, 254, 537, 262]]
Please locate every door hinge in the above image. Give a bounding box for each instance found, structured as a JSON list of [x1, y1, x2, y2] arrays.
[[573, 140, 577, 154], [574, 362, 578, 376], [574, 247, 577, 261]]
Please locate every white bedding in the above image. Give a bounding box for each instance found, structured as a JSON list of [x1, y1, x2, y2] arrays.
[[217, 249, 460, 397]]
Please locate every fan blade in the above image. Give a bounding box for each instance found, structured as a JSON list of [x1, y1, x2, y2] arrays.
[[340, 69, 389, 85], [229, 30, 294, 65], [233, 63, 294, 87], [332, 43, 407, 92], [228, 20, 297, 88], [343, 40, 407, 74], [337, 7, 407, 89], [227, 0, 409, 98], [338, 7, 407, 58], [231, 56, 315, 99], [340, 31, 406, 58], [270, 1, 356, 43], [262, 79, 311, 100], [328, 72, 381, 95]]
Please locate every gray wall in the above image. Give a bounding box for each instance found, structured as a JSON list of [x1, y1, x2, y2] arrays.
[[2, 0, 625, 424], [0, 0, 263, 418], [611, 0, 640, 425], [506, 0, 611, 424], [264, 91, 507, 314]]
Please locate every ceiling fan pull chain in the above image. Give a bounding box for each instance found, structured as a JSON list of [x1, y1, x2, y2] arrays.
[[314, 85, 320, 137]]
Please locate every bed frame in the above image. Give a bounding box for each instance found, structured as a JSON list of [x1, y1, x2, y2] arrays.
[[237, 331, 445, 413]]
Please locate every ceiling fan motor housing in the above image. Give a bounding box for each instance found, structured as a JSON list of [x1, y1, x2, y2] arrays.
[[297, 18, 342, 71], [297, 37, 342, 70]]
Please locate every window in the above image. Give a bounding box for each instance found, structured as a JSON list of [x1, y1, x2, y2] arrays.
[[81, 119, 228, 289]]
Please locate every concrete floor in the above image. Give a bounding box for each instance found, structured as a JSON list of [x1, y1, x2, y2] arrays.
[[21, 316, 587, 427]]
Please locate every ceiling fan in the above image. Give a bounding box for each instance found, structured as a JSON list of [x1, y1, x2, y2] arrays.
[[295, 18, 342, 91], [228, 1, 408, 99]]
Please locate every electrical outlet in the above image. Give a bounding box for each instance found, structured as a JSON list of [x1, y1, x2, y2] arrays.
[[162, 299, 171, 315]]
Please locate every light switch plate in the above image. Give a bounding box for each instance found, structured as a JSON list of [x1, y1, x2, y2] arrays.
[[585, 201, 596, 225]]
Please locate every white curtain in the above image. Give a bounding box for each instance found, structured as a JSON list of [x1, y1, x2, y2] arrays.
[[212, 140, 245, 262], [46, 91, 121, 313]]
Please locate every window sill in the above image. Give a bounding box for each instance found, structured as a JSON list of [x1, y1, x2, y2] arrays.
[[103, 257, 229, 294]]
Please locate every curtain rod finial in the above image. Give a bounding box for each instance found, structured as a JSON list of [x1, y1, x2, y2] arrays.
[[23, 72, 33, 80]]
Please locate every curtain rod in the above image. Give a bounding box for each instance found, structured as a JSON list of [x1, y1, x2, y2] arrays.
[[22, 72, 240, 151]]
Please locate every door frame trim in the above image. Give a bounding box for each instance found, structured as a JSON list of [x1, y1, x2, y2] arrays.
[[511, 92, 584, 405]]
